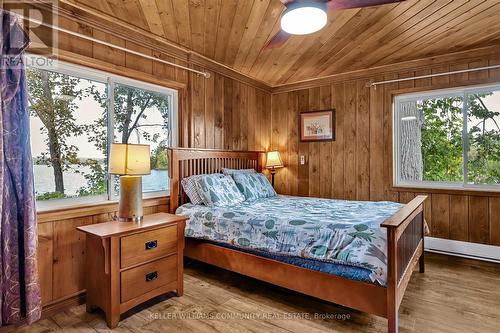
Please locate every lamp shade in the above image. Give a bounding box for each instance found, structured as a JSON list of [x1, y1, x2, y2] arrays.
[[109, 143, 151, 175], [265, 151, 284, 169]]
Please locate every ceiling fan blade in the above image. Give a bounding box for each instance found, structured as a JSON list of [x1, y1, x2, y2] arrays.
[[326, 0, 405, 10], [264, 30, 291, 49], [280, 0, 295, 4]]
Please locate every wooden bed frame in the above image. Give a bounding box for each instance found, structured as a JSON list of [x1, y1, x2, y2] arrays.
[[168, 148, 426, 333]]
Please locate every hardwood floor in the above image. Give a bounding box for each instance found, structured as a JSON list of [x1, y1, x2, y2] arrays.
[[13, 253, 500, 333]]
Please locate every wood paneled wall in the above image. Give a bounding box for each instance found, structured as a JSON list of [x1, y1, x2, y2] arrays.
[[271, 54, 500, 246], [34, 18, 272, 314], [188, 68, 271, 151]]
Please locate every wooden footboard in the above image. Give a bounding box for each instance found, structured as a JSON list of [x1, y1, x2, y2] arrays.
[[382, 195, 427, 333]]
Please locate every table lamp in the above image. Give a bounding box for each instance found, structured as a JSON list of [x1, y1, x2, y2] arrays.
[[265, 151, 284, 187], [109, 143, 151, 222]]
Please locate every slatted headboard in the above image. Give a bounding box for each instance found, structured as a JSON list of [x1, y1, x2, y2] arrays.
[[168, 148, 265, 213]]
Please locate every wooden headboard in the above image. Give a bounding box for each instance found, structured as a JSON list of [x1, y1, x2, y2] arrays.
[[168, 148, 265, 213]]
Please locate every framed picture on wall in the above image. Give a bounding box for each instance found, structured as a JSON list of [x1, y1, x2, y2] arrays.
[[300, 109, 336, 141]]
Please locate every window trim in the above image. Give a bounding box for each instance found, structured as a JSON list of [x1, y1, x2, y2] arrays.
[[393, 83, 500, 192], [27, 56, 177, 209]]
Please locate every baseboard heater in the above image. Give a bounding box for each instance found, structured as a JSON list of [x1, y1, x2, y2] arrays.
[[425, 237, 500, 263]]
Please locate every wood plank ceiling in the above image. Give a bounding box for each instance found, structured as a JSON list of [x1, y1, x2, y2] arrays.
[[62, 0, 500, 86]]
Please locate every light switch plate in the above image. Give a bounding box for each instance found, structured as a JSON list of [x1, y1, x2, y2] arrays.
[[300, 155, 305, 165]]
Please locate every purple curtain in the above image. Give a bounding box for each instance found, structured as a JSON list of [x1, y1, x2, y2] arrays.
[[0, 10, 41, 325]]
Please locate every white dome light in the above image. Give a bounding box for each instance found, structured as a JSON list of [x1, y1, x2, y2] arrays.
[[281, 5, 327, 35]]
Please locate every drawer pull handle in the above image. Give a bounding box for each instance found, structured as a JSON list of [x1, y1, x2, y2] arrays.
[[145, 271, 158, 282], [145, 240, 158, 250]]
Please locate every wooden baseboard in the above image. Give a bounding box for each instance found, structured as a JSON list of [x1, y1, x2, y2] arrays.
[[41, 293, 86, 320], [0, 293, 86, 333]]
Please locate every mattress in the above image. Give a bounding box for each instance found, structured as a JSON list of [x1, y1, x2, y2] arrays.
[[200, 240, 375, 283], [176, 195, 403, 285]]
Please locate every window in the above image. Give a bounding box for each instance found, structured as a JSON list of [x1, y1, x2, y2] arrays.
[[28, 66, 109, 203], [111, 83, 173, 196], [394, 84, 500, 191], [27, 57, 177, 207]]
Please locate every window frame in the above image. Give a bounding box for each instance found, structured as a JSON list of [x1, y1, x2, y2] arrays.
[[27, 56, 178, 209], [393, 83, 500, 192]]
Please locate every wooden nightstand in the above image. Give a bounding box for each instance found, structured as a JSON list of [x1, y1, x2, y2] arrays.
[[77, 213, 186, 328]]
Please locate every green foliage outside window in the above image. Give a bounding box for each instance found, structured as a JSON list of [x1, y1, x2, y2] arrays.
[[467, 94, 500, 184], [418, 92, 499, 186], [420, 97, 464, 182], [150, 143, 169, 170], [27, 69, 85, 197]]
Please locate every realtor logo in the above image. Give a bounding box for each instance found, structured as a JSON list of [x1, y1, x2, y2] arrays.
[[2, 0, 58, 67]]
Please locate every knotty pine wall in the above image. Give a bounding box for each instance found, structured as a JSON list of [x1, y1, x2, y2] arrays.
[[36, 17, 271, 313], [271, 55, 500, 247], [189, 65, 271, 151]]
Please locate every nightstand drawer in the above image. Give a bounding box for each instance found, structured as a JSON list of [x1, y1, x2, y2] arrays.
[[121, 254, 178, 303], [120, 225, 177, 268]]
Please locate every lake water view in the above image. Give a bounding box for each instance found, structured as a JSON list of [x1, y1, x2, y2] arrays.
[[33, 164, 168, 197]]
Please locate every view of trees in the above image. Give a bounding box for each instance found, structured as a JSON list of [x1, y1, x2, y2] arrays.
[[82, 83, 171, 196], [466, 94, 500, 184], [27, 67, 172, 200], [27, 69, 85, 196], [420, 96, 464, 182], [416, 92, 499, 185]]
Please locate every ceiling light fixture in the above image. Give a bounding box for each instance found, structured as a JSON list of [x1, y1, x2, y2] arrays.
[[280, 2, 327, 35]]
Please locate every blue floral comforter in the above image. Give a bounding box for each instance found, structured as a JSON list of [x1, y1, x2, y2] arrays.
[[176, 195, 403, 285]]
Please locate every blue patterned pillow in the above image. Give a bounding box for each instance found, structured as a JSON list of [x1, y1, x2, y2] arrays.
[[194, 174, 245, 207], [231, 173, 277, 201]]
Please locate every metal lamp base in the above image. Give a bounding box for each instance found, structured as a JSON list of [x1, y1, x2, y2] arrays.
[[270, 168, 276, 187], [117, 176, 144, 223]]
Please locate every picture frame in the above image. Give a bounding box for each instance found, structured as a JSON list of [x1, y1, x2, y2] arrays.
[[300, 109, 336, 142]]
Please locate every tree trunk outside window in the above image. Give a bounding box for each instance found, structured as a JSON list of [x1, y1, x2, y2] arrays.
[[400, 101, 423, 181], [40, 71, 65, 194]]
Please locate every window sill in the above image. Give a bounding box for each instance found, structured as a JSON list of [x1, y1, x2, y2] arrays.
[[393, 184, 500, 197], [36, 194, 109, 213], [37, 193, 170, 223]]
